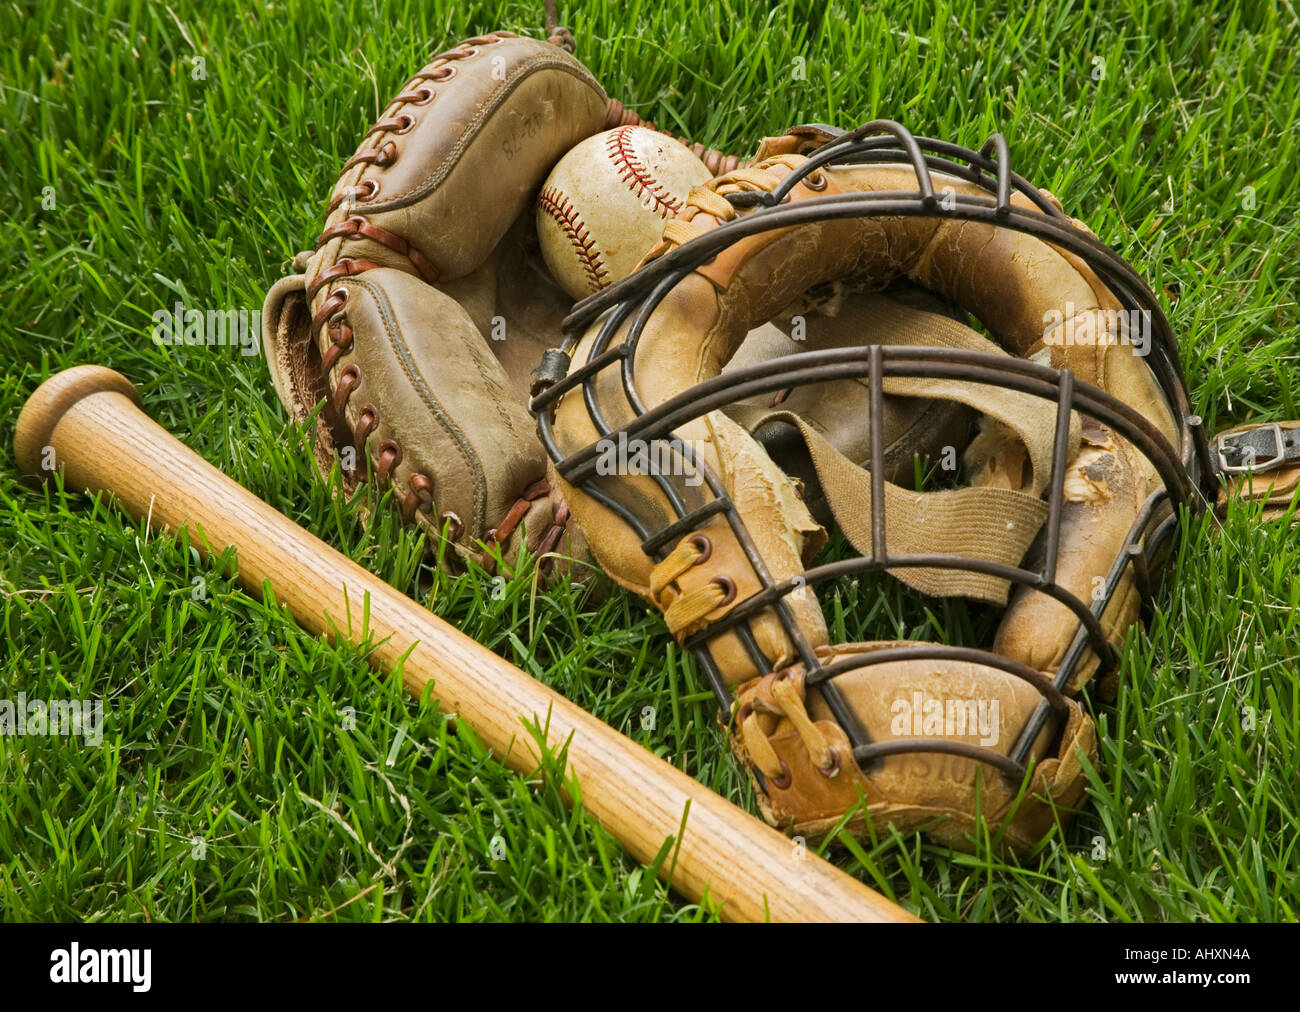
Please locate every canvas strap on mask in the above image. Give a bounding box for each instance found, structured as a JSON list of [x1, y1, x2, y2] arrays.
[[733, 298, 1083, 604]]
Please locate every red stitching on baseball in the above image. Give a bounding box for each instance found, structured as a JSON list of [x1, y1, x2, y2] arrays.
[[538, 184, 610, 292], [606, 125, 685, 219]]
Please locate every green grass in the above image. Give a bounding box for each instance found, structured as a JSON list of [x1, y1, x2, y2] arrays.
[[2, 0, 1298, 921]]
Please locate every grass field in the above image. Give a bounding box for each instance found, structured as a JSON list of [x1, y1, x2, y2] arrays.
[[2, 0, 1298, 922]]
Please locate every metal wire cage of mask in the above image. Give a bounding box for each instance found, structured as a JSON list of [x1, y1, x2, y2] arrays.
[[529, 120, 1220, 787]]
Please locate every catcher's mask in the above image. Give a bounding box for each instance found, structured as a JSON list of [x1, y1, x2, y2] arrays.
[[531, 121, 1224, 847]]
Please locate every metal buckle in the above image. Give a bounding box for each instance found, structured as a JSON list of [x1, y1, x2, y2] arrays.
[[1217, 423, 1285, 474]]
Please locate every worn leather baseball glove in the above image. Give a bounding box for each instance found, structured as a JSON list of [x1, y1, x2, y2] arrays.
[[537, 123, 1211, 852], [261, 26, 739, 573]]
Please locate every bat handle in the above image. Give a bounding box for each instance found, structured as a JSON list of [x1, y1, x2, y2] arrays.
[[14, 366, 920, 923]]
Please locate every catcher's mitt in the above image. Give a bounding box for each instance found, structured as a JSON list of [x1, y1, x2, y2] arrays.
[[261, 28, 739, 572], [534, 122, 1226, 851]]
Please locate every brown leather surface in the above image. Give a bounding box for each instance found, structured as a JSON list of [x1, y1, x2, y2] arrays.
[[994, 417, 1147, 693]]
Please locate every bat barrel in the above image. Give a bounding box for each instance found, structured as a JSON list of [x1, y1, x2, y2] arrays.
[[13, 365, 919, 923]]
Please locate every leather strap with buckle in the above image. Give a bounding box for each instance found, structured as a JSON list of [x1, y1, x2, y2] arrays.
[[1214, 420, 1300, 521], [1216, 422, 1300, 474]]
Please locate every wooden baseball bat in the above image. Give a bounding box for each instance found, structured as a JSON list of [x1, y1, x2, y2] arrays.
[[14, 366, 919, 923]]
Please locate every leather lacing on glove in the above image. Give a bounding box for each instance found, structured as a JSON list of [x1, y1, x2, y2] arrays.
[[310, 33, 517, 535], [481, 478, 571, 575]]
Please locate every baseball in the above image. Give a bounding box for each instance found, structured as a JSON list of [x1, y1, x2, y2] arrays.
[[536, 125, 712, 300]]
